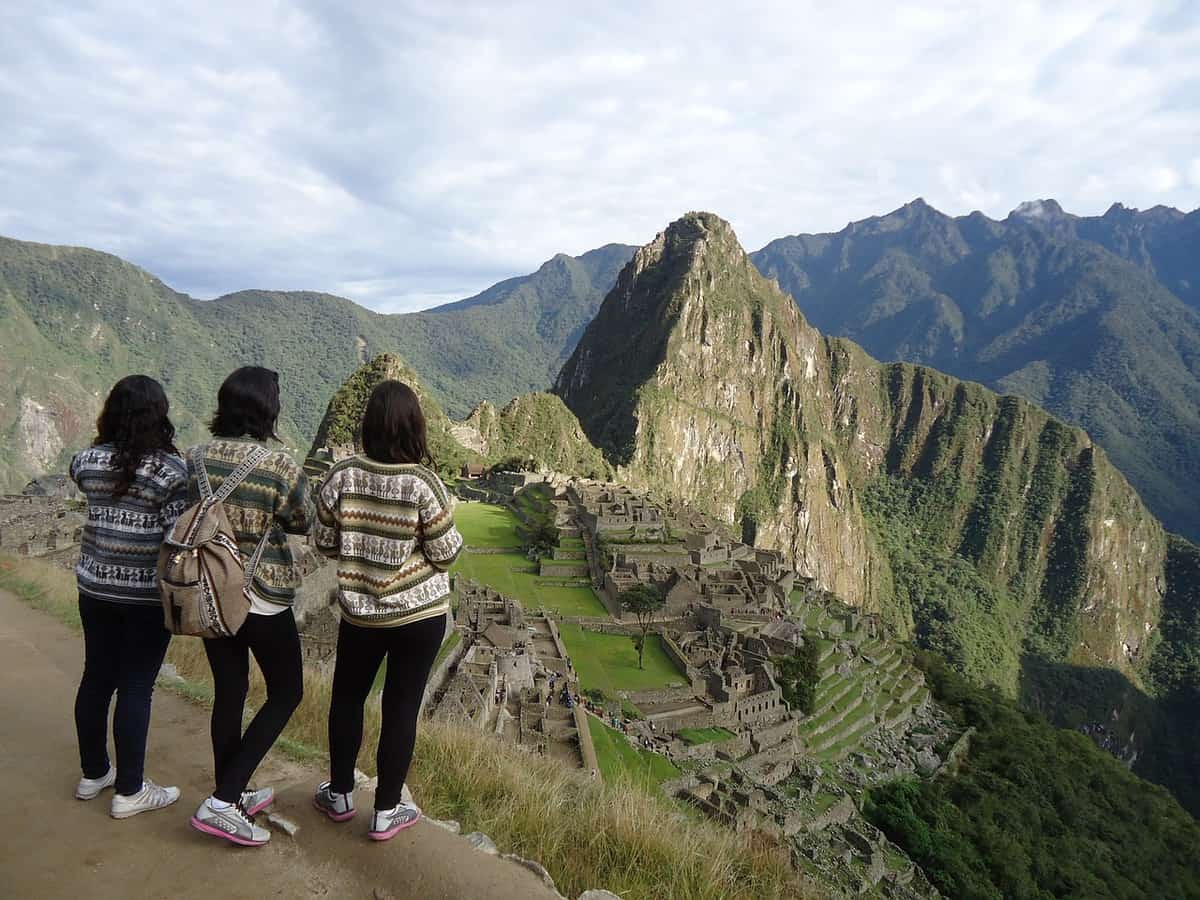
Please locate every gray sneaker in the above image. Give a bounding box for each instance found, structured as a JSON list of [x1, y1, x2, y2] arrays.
[[313, 781, 356, 822], [76, 767, 115, 800], [190, 799, 270, 846], [369, 801, 421, 841], [110, 779, 180, 819], [241, 786, 275, 816]]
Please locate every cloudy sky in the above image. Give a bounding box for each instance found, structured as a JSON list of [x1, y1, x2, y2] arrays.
[[2, 1, 1198, 312]]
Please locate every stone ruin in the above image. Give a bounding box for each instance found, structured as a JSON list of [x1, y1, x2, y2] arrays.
[[429, 580, 595, 770], [0, 482, 86, 568]]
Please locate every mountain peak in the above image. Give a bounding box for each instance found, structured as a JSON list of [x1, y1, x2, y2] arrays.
[[660, 211, 740, 255], [1010, 198, 1067, 220]]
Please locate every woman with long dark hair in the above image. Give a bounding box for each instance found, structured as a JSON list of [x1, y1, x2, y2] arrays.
[[70, 374, 186, 818], [312, 380, 463, 840], [187, 366, 314, 847]]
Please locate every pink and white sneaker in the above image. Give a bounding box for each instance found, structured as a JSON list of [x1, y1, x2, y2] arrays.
[[368, 801, 421, 841], [313, 781, 356, 822]]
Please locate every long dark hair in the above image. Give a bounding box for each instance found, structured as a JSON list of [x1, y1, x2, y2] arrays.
[[209, 366, 281, 441], [361, 381, 431, 465], [94, 375, 179, 496]]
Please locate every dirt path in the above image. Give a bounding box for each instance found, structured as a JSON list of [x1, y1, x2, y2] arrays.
[[0, 590, 560, 900]]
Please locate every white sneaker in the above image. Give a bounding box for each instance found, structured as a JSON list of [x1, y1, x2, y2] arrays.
[[76, 767, 116, 800], [191, 798, 271, 846], [110, 779, 181, 819]]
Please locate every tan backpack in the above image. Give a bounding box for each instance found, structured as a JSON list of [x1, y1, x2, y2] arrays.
[[158, 445, 271, 638]]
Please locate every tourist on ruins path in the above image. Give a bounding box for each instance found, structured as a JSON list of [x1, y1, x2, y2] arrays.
[[70, 375, 187, 820], [312, 380, 464, 842], [187, 367, 315, 848]]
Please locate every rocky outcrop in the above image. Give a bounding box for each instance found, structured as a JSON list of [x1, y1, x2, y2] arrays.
[[456, 393, 610, 479], [307, 352, 473, 477], [555, 212, 1171, 681]]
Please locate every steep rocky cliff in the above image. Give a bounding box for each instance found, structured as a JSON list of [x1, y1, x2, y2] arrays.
[[555, 212, 1171, 685]]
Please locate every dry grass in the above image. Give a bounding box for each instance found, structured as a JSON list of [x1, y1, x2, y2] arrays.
[[0, 554, 810, 899]]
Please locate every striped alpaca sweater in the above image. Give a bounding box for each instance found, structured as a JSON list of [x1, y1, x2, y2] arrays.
[[70, 445, 188, 605], [314, 457, 463, 628], [186, 438, 315, 609]]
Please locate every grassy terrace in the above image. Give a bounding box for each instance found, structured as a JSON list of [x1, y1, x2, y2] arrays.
[[679, 727, 736, 746], [453, 501, 607, 617], [588, 715, 681, 790], [455, 501, 525, 548], [559, 624, 686, 696], [453, 552, 606, 616]]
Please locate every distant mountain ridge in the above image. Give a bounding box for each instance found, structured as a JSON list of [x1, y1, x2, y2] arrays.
[[0, 235, 632, 490], [751, 198, 1200, 541]]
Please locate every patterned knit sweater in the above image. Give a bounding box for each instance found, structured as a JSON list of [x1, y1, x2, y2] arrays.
[[314, 457, 464, 628], [186, 438, 315, 608], [71, 445, 189, 605]]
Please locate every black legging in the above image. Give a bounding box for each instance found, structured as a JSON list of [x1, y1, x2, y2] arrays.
[[328, 614, 446, 810], [75, 594, 172, 795], [204, 610, 303, 803]]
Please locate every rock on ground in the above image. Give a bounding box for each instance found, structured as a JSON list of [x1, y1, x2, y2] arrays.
[[465, 832, 499, 855]]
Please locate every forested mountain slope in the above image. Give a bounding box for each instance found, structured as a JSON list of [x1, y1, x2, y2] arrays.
[[0, 235, 631, 490], [750, 199, 1200, 541]]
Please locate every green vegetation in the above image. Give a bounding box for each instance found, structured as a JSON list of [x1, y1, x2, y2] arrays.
[[513, 486, 559, 557], [678, 727, 736, 746], [455, 502, 525, 549], [862, 474, 1028, 693], [587, 716, 680, 790], [774, 640, 821, 715], [558, 624, 685, 694], [866, 650, 1200, 900], [467, 394, 611, 479]]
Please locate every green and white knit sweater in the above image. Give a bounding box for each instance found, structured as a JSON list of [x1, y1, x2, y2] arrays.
[[186, 438, 315, 609], [314, 457, 464, 628]]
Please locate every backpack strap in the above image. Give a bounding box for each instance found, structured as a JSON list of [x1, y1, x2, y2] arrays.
[[191, 445, 213, 500], [193, 445, 274, 587], [212, 445, 271, 504]]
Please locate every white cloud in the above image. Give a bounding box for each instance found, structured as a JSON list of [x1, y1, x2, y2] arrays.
[[0, 0, 1197, 311], [1144, 166, 1181, 193]]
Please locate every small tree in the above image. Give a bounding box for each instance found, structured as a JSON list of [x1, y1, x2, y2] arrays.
[[776, 640, 821, 715], [621, 583, 666, 670]]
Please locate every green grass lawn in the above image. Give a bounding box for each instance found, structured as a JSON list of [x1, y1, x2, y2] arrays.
[[558, 624, 685, 695], [678, 727, 736, 746], [587, 716, 680, 790], [454, 552, 607, 617], [455, 502, 524, 549]]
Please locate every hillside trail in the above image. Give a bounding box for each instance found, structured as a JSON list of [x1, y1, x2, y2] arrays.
[[0, 589, 560, 900]]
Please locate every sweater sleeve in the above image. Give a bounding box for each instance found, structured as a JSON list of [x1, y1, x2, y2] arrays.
[[312, 468, 342, 559], [276, 464, 316, 536], [419, 476, 464, 571], [159, 455, 190, 535]]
